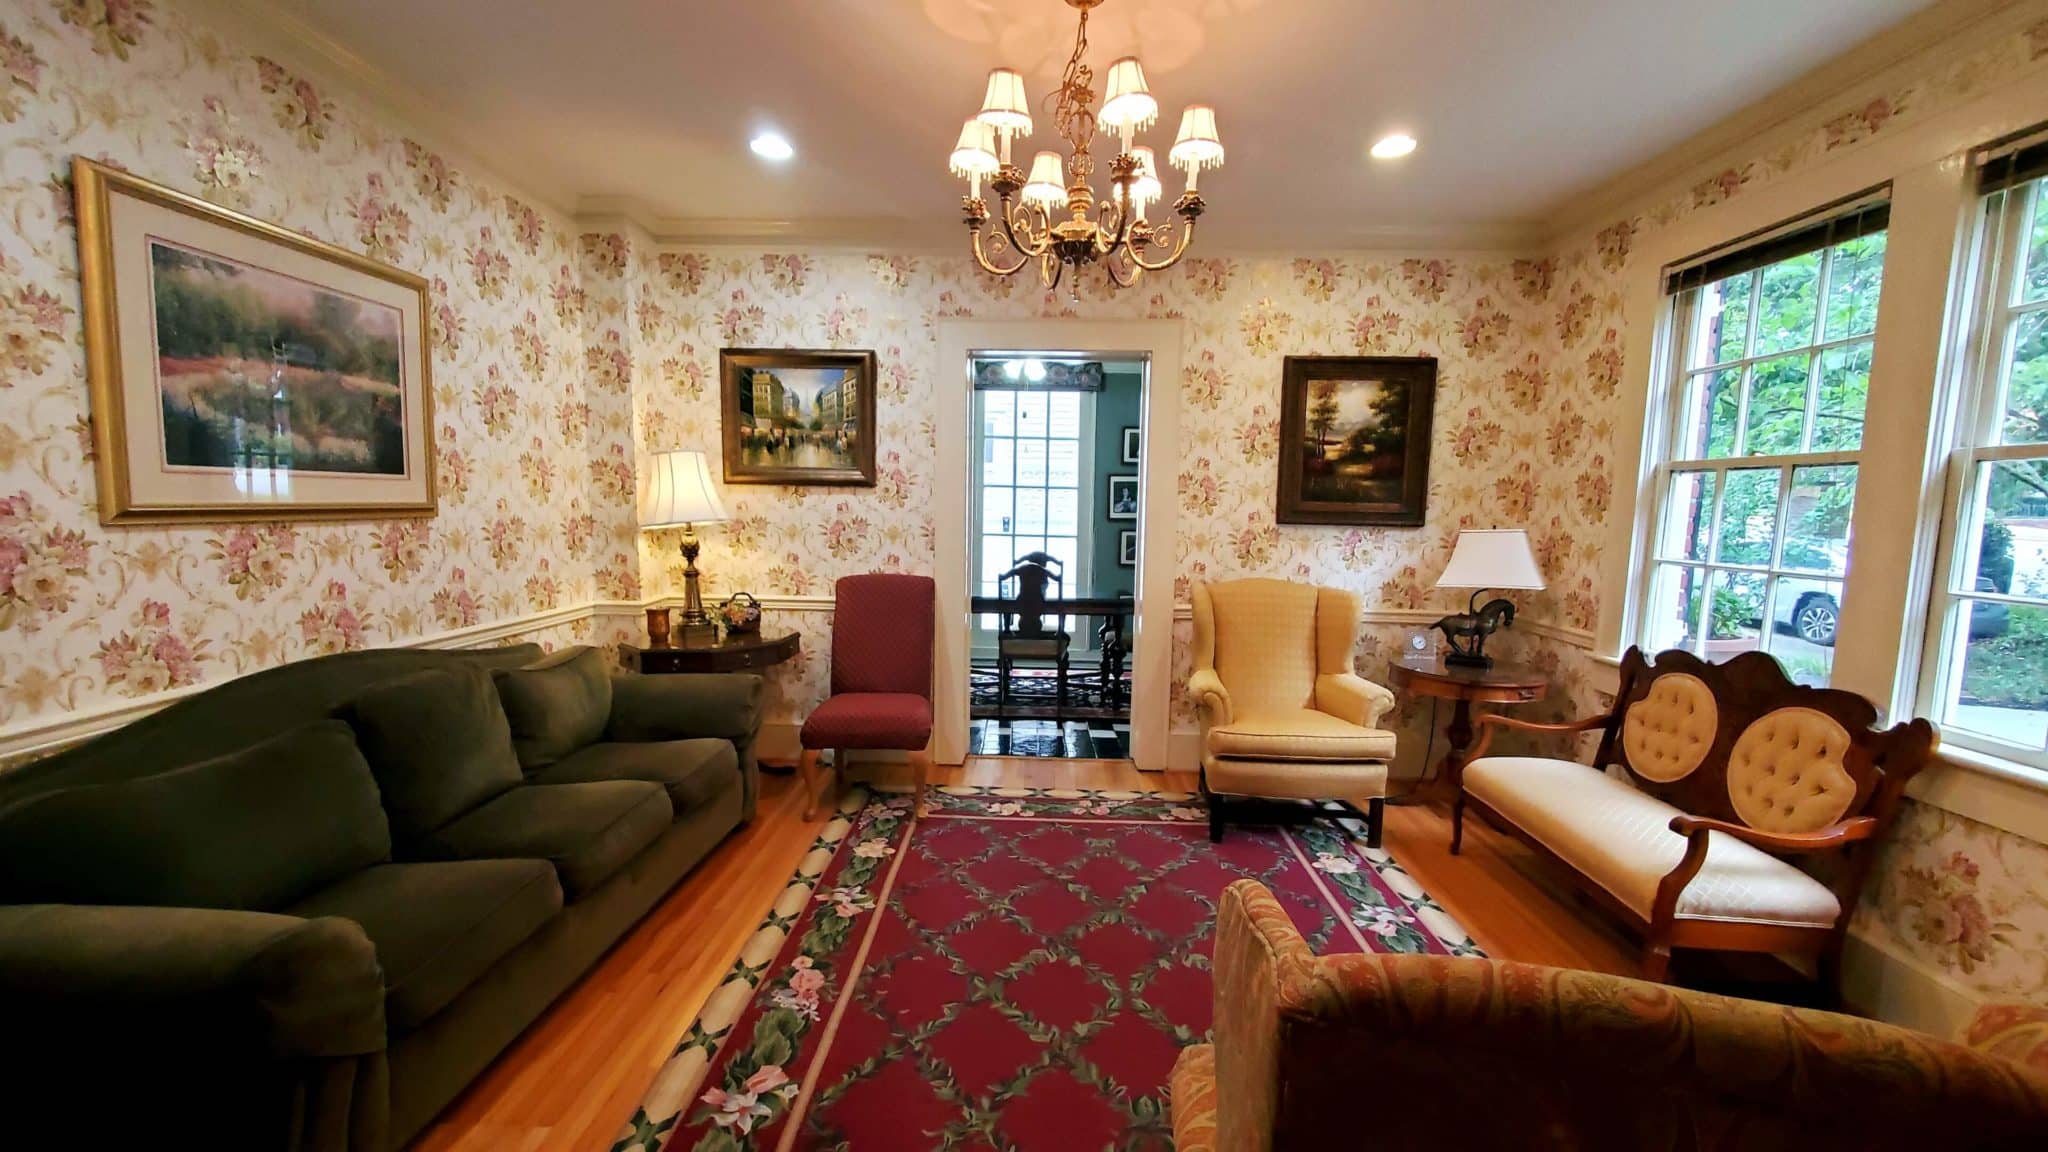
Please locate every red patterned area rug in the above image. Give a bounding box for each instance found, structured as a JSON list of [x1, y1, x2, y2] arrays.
[[612, 787, 1482, 1152]]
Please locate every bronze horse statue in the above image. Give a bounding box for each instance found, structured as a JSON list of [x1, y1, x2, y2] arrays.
[[1432, 593, 1517, 668]]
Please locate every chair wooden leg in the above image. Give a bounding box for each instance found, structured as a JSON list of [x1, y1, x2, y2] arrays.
[[1641, 940, 1674, 984], [1208, 796, 1226, 843], [910, 748, 931, 818], [1365, 797, 1385, 850], [832, 748, 848, 811], [798, 748, 824, 821], [1450, 792, 1466, 855]]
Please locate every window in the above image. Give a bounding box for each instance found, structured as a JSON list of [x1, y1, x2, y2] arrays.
[[1639, 203, 1889, 687], [974, 387, 1089, 635], [1921, 160, 2048, 769]]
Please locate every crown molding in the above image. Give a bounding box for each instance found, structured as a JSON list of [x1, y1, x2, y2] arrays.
[[186, 0, 578, 217], [1541, 0, 2031, 241]]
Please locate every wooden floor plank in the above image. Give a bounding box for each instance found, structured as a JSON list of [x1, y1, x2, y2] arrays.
[[411, 758, 1639, 1151]]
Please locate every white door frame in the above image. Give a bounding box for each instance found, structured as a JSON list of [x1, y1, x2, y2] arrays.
[[933, 319, 1184, 770]]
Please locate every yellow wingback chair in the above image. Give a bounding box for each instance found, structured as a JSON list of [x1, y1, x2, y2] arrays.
[[1189, 579, 1397, 845]]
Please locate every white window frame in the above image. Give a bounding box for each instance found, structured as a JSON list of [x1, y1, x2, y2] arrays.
[[969, 385, 1095, 654], [1633, 228, 1880, 683], [1916, 176, 2048, 773]]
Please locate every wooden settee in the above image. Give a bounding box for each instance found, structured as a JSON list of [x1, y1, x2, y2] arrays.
[[1452, 647, 1937, 985]]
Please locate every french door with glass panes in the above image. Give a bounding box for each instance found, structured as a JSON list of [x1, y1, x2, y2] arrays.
[[974, 388, 1092, 646]]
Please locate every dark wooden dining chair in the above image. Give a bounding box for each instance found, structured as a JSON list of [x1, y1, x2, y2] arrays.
[[797, 573, 934, 819], [996, 555, 1071, 717]]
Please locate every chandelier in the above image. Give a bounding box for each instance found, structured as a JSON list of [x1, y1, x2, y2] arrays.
[[949, 0, 1223, 293]]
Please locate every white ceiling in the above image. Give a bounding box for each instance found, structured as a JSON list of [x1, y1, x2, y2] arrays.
[[270, 0, 1940, 248]]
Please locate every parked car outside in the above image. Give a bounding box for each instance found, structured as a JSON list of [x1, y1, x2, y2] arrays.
[[1767, 575, 2009, 647]]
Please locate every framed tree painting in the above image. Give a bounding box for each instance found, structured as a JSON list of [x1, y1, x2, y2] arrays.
[[720, 348, 878, 486], [74, 159, 435, 525], [1276, 355, 1437, 526]]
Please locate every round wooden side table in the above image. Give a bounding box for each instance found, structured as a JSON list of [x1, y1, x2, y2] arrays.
[[1388, 655, 1549, 798]]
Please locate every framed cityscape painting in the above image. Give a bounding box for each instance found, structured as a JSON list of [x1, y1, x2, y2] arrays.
[[74, 158, 435, 525], [1276, 355, 1436, 526], [719, 348, 877, 486]]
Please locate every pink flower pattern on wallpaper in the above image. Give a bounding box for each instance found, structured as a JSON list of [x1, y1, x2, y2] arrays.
[[2, 0, 2047, 1003]]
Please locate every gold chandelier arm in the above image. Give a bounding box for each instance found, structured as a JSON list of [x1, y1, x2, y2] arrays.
[[1104, 249, 1143, 289], [1043, 252, 1065, 292], [968, 226, 1033, 277], [999, 198, 1051, 259], [1128, 197, 1203, 272]]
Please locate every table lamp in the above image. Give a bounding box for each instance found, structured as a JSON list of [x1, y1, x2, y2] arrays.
[[639, 450, 730, 648], [1431, 528, 1545, 668]]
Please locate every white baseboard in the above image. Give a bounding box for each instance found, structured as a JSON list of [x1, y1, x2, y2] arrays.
[[1840, 924, 1984, 1038]]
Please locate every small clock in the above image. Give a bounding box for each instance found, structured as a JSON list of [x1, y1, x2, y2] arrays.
[[1405, 629, 1435, 657]]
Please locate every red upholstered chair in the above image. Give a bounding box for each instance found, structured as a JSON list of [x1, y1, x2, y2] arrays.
[[798, 574, 935, 819]]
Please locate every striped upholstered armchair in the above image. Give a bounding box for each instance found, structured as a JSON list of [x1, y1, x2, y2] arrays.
[[1169, 880, 2048, 1150]]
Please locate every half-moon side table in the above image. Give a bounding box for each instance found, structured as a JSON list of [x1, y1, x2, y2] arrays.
[[620, 634, 802, 772], [1387, 655, 1548, 801]]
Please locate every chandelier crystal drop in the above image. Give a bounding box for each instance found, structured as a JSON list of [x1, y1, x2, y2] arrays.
[[952, 0, 1222, 294]]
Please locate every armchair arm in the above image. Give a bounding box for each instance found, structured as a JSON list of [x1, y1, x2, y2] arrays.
[[0, 903, 386, 1059], [1187, 668, 1233, 727], [1667, 814, 1879, 853], [1315, 672, 1396, 729], [606, 671, 765, 743], [1468, 712, 1612, 761]]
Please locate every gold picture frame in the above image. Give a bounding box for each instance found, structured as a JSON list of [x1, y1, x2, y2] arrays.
[[74, 158, 436, 525]]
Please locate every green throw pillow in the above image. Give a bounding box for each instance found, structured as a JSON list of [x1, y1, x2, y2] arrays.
[[341, 663, 522, 841], [0, 719, 390, 911], [493, 646, 614, 769]]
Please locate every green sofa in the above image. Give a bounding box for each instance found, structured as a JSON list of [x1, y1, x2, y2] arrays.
[[0, 643, 763, 1151]]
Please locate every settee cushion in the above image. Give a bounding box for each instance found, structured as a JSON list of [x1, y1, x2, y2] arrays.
[[0, 720, 389, 911], [493, 647, 613, 769], [1169, 1043, 1218, 1152], [1206, 708, 1396, 762], [411, 782, 671, 900], [288, 859, 560, 1030], [1463, 756, 1840, 927], [529, 738, 737, 815], [341, 664, 522, 843]]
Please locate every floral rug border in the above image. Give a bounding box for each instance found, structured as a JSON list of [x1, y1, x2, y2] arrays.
[[608, 786, 1483, 1152]]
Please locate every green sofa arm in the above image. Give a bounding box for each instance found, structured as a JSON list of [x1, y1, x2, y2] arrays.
[[605, 671, 765, 744], [0, 903, 387, 1059]]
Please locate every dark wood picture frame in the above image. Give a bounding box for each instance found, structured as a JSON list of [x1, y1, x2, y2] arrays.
[[1107, 475, 1139, 520], [1120, 426, 1141, 464], [719, 347, 877, 486], [1118, 529, 1137, 567], [1276, 355, 1436, 526]]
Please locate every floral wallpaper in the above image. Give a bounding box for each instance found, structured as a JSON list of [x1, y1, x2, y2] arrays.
[[0, 0, 596, 730], [1, 0, 2046, 1014]]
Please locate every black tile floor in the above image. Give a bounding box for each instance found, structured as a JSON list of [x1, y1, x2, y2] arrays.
[[969, 719, 1131, 759]]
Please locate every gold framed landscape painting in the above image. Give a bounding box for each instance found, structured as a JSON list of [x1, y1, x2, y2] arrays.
[[74, 158, 435, 525]]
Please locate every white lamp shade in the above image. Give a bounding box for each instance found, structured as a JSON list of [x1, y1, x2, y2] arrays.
[[949, 119, 999, 179], [638, 450, 730, 529], [1435, 529, 1545, 590], [1098, 57, 1158, 131], [1022, 151, 1068, 209], [1128, 145, 1163, 205], [976, 68, 1033, 135], [1169, 104, 1225, 170]]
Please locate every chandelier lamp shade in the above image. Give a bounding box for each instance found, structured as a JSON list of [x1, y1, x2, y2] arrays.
[[953, 0, 1222, 293]]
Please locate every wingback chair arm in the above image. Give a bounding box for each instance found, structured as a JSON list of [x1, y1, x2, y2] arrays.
[[1467, 712, 1613, 762], [1668, 814, 1880, 854], [1315, 672, 1396, 729], [1188, 668, 1233, 727]]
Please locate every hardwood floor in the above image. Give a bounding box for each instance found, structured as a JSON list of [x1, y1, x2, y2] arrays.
[[412, 759, 1645, 1151]]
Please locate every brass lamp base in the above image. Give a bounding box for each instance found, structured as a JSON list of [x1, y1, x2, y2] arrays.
[[675, 522, 716, 648]]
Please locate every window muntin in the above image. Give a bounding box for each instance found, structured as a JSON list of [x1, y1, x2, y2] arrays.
[[1640, 228, 1886, 686], [1922, 177, 2048, 768]]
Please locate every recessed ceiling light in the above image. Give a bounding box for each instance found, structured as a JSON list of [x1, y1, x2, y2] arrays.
[[1371, 133, 1417, 160], [749, 131, 795, 161]]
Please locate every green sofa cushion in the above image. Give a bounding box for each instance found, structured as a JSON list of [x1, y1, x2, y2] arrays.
[[287, 859, 561, 1031], [529, 739, 739, 816], [410, 782, 670, 901], [493, 648, 614, 769], [0, 720, 390, 911], [342, 664, 522, 842]]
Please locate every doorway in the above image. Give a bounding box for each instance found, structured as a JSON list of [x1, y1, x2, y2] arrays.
[[932, 319, 1184, 770], [967, 356, 1143, 758]]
